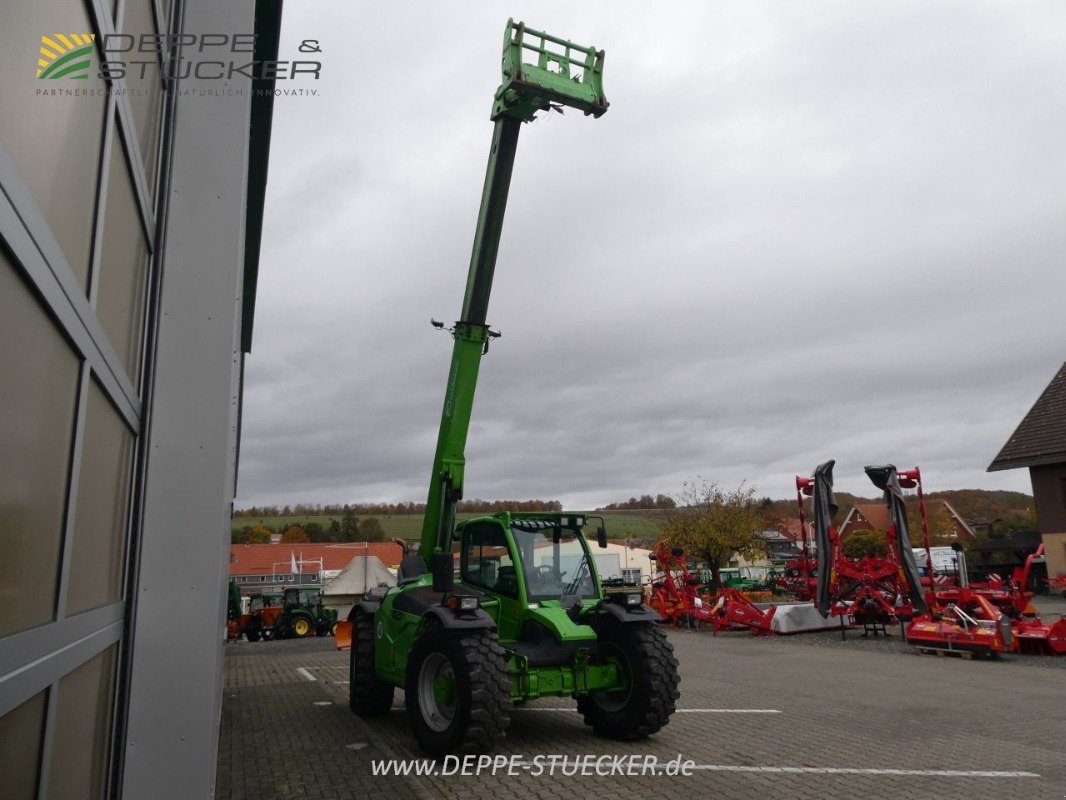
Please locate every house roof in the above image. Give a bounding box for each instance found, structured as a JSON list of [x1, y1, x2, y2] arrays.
[[839, 504, 890, 535], [229, 543, 404, 575], [988, 361, 1066, 471], [779, 519, 811, 543]]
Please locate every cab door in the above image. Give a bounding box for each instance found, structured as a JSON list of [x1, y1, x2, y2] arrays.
[[459, 521, 524, 642]]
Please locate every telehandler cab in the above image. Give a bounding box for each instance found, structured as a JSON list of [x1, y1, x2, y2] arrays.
[[346, 19, 679, 756]]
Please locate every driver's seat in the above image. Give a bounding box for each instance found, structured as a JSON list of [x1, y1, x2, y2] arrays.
[[497, 566, 517, 595]]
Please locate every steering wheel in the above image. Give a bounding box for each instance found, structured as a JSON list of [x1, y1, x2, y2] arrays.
[[529, 565, 556, 591]]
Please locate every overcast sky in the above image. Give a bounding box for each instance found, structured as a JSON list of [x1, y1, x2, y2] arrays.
[[236, 1, 1066, 509]]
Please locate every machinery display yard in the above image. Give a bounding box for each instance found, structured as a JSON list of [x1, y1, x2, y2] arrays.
[[217, 594, 1066, 800]]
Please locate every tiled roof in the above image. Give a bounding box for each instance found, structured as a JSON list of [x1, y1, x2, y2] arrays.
[[989, 362, 1066, 471], [229, 543, 404, 575], [839, 504, 890, 535], [780, 519, 811, 543]]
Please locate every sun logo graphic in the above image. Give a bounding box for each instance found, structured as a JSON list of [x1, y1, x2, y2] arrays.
[[37, 33, 96, 80]]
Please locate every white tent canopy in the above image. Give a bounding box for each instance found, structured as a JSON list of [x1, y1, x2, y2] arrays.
[[323, 555, 395, 597]]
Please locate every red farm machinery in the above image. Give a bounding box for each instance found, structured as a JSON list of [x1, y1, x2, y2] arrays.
[[796, 459, 1066, 657], [647, 543, 714, 628], [795, 460, 928, 638], [648, 542, 776, 635], [908, 540, 1066, 656]]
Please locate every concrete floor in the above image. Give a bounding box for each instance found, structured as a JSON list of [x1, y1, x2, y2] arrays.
[[217, 602, 1066, 800]]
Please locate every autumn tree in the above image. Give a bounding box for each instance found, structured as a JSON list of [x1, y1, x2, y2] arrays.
[[281, 525, 309, 544], [661, 479, 770, 587], [245, 523, 274, 544]]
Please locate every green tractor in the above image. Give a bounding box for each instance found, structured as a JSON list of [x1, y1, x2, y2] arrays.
[[347, 20, 680, 757], [275, 587, 337, 639]]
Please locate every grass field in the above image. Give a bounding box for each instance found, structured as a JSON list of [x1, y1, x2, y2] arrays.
[[232, 510, 665, 541]]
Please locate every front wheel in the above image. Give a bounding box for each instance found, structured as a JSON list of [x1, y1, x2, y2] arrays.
[[577, 621, 680, 740], [404, 623, 512, 756], [290, 616, 313, 638], [349, 612, 394, 715]]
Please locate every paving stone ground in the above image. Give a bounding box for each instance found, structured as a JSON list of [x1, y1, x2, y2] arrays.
[[217, 604, 1066, 800]]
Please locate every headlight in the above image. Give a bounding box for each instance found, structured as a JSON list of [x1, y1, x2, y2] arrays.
[[447, 594, 479, 612]]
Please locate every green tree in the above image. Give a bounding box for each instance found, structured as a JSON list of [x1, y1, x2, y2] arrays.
[[358, 517, 386, 542], [304, 522, 327, 542], [842, 529, 888, 558], [661, 479, 770, 587], [340, 511, 360, 542]]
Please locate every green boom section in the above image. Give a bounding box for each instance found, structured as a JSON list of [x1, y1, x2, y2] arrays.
[[418, 20, 608, 563]]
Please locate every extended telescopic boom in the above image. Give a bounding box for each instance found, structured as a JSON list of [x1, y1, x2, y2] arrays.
[[419, 20, 608, 563]]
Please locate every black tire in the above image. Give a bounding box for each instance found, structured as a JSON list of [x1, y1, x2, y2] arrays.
[[577, 621, 680, 740], [349, 612, 394, 716], [404, 623, 512, 757], [245, 626, 262, 642]]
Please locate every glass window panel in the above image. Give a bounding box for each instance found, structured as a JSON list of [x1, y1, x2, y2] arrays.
[[50, 646, 117, 800], [120, 0, 164, 190], [97, 127, 149, 385], [0, 690, 48, 800], [0, 251, 81, 637], [0, 3, 107, 287], [66, 381, 134, 615]]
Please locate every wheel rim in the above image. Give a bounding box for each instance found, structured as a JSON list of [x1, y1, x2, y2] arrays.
[[417, 652, 456, 732], [331, 622, 338, 636], [294, 619, 310, 636], [593, 641, 633, 712]]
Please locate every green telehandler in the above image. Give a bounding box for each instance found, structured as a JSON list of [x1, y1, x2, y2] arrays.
[[346, 19, 680, 756]]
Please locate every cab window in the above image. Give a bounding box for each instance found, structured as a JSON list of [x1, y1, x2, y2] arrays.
[[461, 522, 518, 597]]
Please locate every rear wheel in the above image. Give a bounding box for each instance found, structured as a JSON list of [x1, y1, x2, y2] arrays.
[[577, 621, 679, 740], [404, 623, 511, 756], [349, 612, 393, 716], [245, 626, 261, 642]]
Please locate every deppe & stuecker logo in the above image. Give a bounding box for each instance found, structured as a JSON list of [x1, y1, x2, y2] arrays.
[[36, 32, 322, 81]]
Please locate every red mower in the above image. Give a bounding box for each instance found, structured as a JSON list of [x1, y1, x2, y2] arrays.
[[914, 541, 1066, 656], [648, 542, 714, 629], [707, 588, 777, 636]]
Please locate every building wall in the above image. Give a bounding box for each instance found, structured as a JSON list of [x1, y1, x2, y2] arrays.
[[1030, 465, 1066, 581], [1030, 464, 1066, 533], [1043, 532, 1066, 582], [0, 1, 262, 798], [0, 1, 171, 797]]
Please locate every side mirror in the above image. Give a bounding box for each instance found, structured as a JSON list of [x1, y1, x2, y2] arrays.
[[430, 553, 454, 593], [597, 525, 608, 548]]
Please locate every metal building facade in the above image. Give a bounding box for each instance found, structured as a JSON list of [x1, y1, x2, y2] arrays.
[[0, 1, 280, 797]]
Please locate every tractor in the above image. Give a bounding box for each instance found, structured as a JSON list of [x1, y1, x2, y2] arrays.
[[242, 591, 284, 641], [344, 19, 680, 757], [275, 587, 337, 639]]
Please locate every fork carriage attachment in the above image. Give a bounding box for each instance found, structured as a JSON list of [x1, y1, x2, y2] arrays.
[[493, 19, 608, 122]]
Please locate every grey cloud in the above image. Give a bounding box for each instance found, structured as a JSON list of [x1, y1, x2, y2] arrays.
[[236, 1, 1063, 509]]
